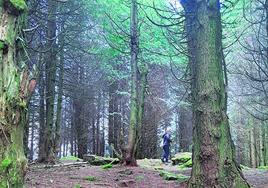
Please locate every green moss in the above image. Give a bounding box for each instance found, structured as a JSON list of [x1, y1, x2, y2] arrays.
[[1, 158, 12, 169], [10, 0, 27, 11], [18, 100, 27, 108], [0, 41, 4, 49], [178, 159, 192, 169], [85, 176, 96, 181], [101, 163, 113, 170], [258, 166, 268, 170], [171, 152, 192, 165], [159, 171, 189, 182], [60, 156, 81, 161], [74, 184, 81, 188]]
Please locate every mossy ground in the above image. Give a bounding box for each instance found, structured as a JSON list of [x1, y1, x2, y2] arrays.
[[60, 156, 82, 161], [258, 166, 268, 170]]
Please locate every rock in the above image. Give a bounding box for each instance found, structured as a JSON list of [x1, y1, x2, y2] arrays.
[[178, 159, 192, 168], [159, 171, 189, 182], [171, 152, 192, 165], [83, 154, 120, 166]]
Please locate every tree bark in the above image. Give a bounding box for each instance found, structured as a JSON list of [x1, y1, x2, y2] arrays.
[[54, 30, 65, 157], [44, 0, 57, 163], [181, 0, 250, 187], [0, 1, 33, 186], [124, 0, 139, 166], [38, 64, 46, 162]]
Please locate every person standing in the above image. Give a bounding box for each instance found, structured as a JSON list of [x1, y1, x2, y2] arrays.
[[161, 128, 172, 163]]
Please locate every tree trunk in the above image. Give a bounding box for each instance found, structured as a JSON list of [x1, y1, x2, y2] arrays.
[[262, 122, 267, 166], [124, 0, 139, 166], [38, 65, 46, 162], [96, 92, 101, 155], [181, 0, 250, 187], [250, 127, 256, 168], [44, 0, 57, 163], [108, 82, 115, 155], [54, 31, 65, 157], [179, 106, 193, 152], [0, 1, 33, 186]]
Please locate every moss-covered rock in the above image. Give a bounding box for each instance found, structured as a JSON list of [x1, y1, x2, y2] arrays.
[[171, 152, 192, 165], [83, 154, 120, 166], [101, 163, 113, 170], [159, 171, 189, 182], [178, 159, 192, 169], [60, 156, 82, 161]]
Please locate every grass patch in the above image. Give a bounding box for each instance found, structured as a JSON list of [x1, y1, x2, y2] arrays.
[[74, 184, 81, 188]]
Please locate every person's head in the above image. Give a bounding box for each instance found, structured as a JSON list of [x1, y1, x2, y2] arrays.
[[166, 127, 172, 134]]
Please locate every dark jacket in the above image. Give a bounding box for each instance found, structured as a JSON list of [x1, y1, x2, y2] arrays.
[[162, 133, 171, 146]]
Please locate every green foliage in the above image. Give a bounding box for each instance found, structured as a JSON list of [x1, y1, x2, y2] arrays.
[[1, 158, 12, 169], [101, 163, 113, 170], [10, 0, 27, 10]]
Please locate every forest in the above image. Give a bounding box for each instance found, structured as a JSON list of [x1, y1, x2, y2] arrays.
[[0, 0, 268, 187]]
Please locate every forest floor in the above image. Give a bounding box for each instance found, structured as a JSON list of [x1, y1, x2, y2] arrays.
[[26, 159, 268, 188]]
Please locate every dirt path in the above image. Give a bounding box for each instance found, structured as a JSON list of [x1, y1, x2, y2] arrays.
[[26, 164, 186, 188], [25, 161, 268, 188]]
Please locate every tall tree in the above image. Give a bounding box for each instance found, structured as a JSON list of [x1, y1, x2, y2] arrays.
[[0, 0, 35, 186], [123, 0, 139, 166], [181, 0, 250, 187]]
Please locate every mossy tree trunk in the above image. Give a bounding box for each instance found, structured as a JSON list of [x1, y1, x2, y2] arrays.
[[124, 0, 148, 163], [182, 0, 250, 187], [0, 0, 34, 187], [124, 0, 141, 166]]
